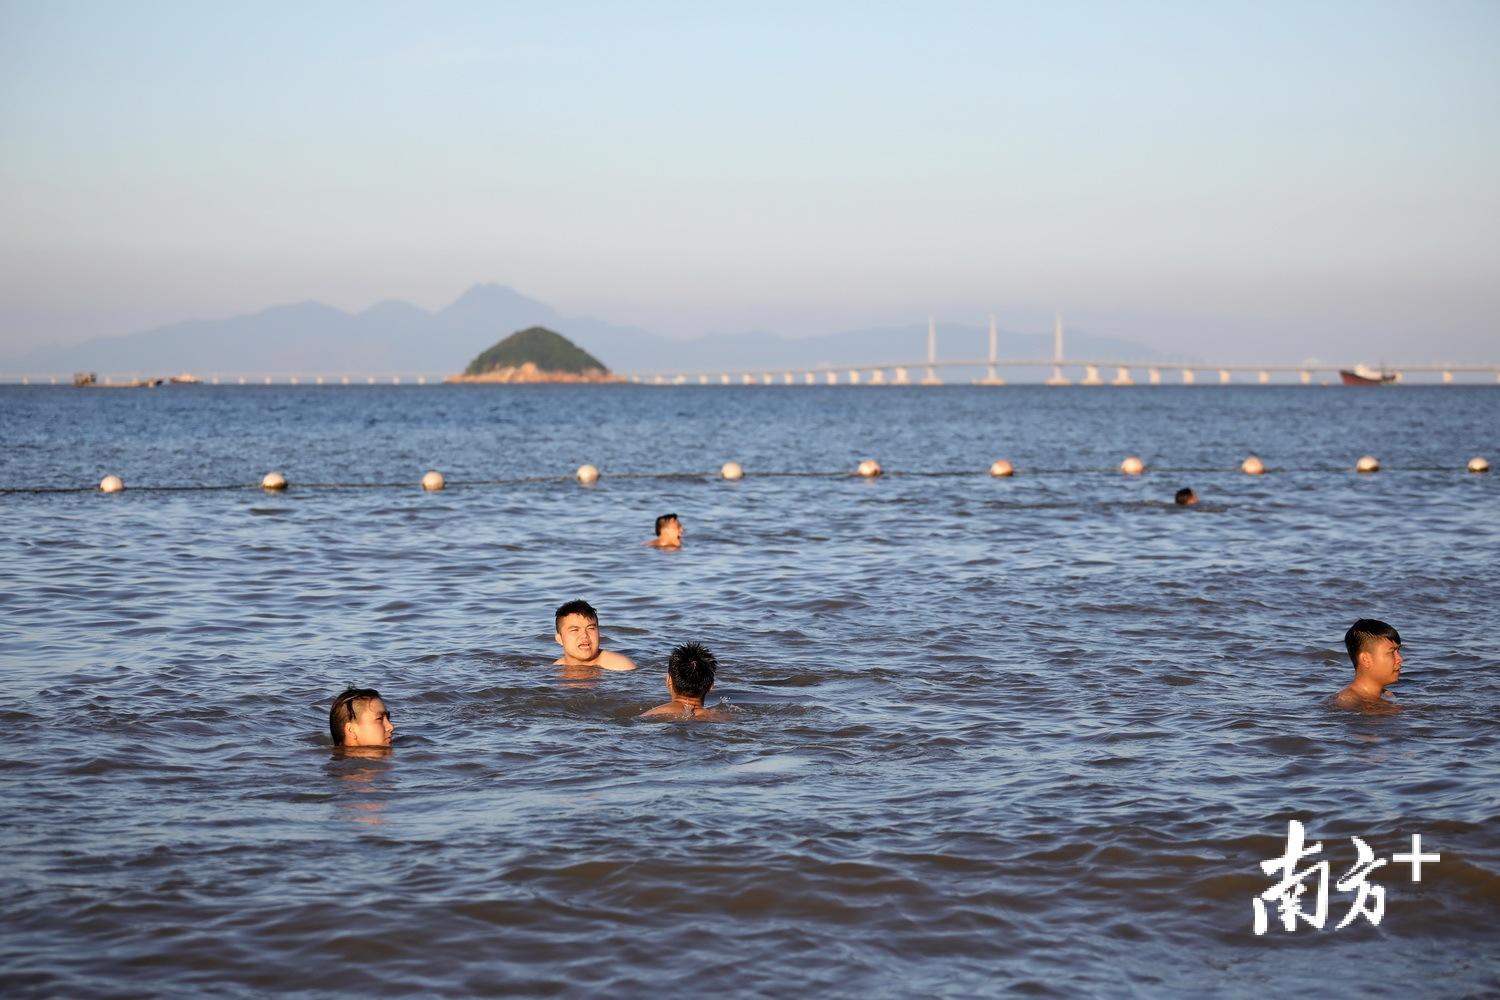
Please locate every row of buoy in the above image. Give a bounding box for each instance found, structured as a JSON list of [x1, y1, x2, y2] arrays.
[[91, 454, 1493, 492]]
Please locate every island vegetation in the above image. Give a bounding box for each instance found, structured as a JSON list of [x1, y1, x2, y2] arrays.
[[446, 326, 620, 383]]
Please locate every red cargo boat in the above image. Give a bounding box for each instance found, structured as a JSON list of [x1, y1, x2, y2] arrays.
[[1339, 365, 1400, 386]]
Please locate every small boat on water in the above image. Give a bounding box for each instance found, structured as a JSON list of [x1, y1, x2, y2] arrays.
[[1339, 364, 1401, 386], [169, 372, 202, 384]]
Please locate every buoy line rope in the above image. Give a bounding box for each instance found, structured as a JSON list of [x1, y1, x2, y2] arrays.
[[0, 462, 1489, 496]]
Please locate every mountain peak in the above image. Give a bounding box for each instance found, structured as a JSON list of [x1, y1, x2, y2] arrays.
[[442, 283, 555, 317]]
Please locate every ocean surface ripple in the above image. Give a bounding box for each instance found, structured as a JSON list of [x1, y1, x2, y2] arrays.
[[1, 385, 1497, 997]]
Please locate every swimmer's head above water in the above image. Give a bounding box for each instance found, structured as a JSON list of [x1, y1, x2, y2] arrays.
[[668, 642, 717, 700], [640, 642, 729, 719], [650, 513, 683, 549], [553, 599, 637, 671], [329, 687, 394, 747], [1333, 618, 1403, 711], [1174, 487, 1198, 506]]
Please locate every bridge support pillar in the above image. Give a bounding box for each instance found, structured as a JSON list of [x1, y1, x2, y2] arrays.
[[1443, 370, 1454, 384], [978, 365, 1004, 385], [1299, 370, 1311, 384], [783, 372, 794, 384], [698, 374, 708, 384], [849, 370, 861, 384], [871, 369, 886, 385], [1148, 368, 1161, 385], [826, 371, 838, 385], [1111, 366, 1133, 385], [893, 367, 910, 385], [1081, 365, 1102, 385], [1218, 369, 1231, 384], [1181, 369, 1195, 384], [742, 373, 755, 385], [1044, 365, 1071, 386], [804, 372, 815, 384], [1258, 370, 1270, 384]]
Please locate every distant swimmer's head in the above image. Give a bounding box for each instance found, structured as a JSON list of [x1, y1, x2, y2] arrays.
[[555, 599, 601, 661], [1174, 487, 1198, 506], [667, 642, 718, 701], [654, 513, 683, 547], [1345, 618, 1403, 684], [329, 687, 394, 748]]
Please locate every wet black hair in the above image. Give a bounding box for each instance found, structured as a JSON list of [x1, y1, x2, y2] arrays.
[[1345, 619, 1400, 666], [654, 513, 680, 536], [1174, 487, 1196, 505], [555, 599, 598, 631], [329, 687, 382, 746], [668, 642, 717, 700]]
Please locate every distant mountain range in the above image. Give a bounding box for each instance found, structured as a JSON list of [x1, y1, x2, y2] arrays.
[[2, 283, 1164, 376]]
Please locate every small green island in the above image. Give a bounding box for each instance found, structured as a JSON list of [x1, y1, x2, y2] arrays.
[[445, 326, 621, 383]]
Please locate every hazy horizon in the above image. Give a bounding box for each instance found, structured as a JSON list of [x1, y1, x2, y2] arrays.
[[3, 2, 1497, 364]]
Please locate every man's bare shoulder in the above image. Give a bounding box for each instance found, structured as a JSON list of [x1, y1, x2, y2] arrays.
[[637, 702, 733, 721], [1330, 687, 1400, 714], [596, 650, 637, 671]]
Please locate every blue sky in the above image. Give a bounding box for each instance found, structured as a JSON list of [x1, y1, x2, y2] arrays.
[[2, 0, 1496, 361]]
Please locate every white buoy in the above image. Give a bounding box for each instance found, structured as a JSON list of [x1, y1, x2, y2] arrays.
[[99, 474, 124, 493], [989, 459, 1014, 477], [421, 470, 445, 491], [1120, 455, 1145, 476], [1355, 455, 1380, 473], [576, 464, 600, 484], [261, 471, 288, 490], [857, 459, 882, 478], [1241, 455, 1266, 475], [721, 461, 744, 480], [1468, 456, 1490, 473]]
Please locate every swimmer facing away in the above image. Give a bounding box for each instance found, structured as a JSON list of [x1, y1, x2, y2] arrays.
[[640, 642, 733, 720], [329, 687, 395, 748], [1175, 487, 1198, 506], [647, 513, 683, 549], [1332, 618, 1404, 713], [553, 599, 637, 671]]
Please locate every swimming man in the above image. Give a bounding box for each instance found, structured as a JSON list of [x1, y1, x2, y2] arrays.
[[639, 642, 732, 720], [329, 687, 395, 748], [1174, 487, 1198, 506], [1332, 618, 1404, 712], [646, 513, 683, 549], [553, 599, 638, 671]]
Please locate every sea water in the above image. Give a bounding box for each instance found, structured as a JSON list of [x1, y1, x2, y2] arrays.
[[1, 384, 1497, 997]]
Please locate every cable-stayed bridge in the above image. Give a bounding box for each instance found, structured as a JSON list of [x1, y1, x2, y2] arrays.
[[621, 316, 1500, 386]]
